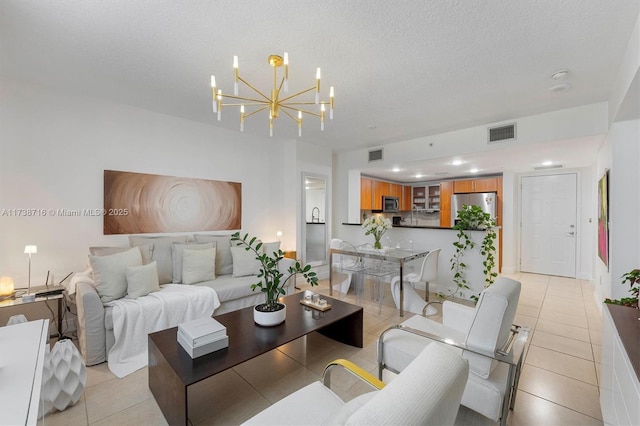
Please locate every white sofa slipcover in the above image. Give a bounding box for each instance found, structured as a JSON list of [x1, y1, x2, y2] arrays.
[[242, 343, 469, 426]]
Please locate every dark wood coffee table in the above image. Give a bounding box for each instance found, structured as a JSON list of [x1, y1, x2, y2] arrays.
[[148, 292, 363, 425]]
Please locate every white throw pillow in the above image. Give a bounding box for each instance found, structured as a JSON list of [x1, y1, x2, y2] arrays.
[[171, 242, 215, 283], [89, 247, 143, 303], [182, 247, 216, 285], [125, 261, 160, 299], [262, 241, 281, 257], [230, 246, 261, 277], [89, 244, 154, 265]]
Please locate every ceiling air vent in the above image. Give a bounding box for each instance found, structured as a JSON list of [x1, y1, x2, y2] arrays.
[[368, 148, 384, 162], [534, 164, 563, 171], [488, 123, 516, 143]]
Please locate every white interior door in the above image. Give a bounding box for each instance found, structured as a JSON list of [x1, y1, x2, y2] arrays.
[[520, 174, 577, 277]]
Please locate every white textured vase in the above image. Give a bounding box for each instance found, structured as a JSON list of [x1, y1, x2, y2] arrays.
[[254, 303, 286, 326], [6, 314, 28, 326], [42, 340, 87, 414]]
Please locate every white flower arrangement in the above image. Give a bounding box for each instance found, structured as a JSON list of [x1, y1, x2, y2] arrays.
[[362, 216, 392, 249]]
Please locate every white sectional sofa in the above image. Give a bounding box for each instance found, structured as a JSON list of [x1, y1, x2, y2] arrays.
[[73, 234, 295, 366]]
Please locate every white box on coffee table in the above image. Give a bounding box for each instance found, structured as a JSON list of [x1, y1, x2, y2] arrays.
[[178, 316, 226, 347], [178, 332, 229, 358]]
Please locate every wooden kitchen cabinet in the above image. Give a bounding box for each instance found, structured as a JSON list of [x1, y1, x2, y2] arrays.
[[453, 177, 499, 193], [473, 177, 498, 192], [372, 180, 388, 210], [439, 181, 453, 227], [453, 179, 474, 193], [389, 183, 402, 198], [402, 185, 412, 211], [360, 177, 373, 210]]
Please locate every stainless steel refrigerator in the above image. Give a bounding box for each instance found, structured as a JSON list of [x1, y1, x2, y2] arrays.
[[451, 192, 497, 224]]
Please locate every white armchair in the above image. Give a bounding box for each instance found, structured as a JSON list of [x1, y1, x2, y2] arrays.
[[377, 276, 528, 426], [242, 343, 469, 426]]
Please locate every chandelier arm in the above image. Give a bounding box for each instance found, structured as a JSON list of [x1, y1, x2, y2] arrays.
[[237, 75, 271, 102], [243, 106, 270, 118], [280, 105, 321, 118], [220, 94, 269, 104], [280, 108, 301, 123], [282, 101, 330, 106], [278, 86, 316, 103]]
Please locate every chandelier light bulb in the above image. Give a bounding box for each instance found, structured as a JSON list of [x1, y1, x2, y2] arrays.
[[283, 52, 289, 92]]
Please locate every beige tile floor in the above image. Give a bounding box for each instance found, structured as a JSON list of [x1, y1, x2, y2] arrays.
[[43, 272, 604, 425]]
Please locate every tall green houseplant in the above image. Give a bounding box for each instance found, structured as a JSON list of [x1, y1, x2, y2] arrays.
[[231, 232, 318, 311], [450, 205, 498, 301]]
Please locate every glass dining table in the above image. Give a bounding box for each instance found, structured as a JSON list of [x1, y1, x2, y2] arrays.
[[329, 246, 429, 316]]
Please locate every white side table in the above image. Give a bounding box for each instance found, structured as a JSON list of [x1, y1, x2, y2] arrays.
[[0, 319, 49, 425]]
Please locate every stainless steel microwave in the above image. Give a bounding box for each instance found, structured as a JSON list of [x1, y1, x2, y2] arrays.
[[382, 196, 400, 212]]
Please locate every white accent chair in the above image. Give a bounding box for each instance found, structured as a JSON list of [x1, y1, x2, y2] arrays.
[[242, 343, 469, 426], [390, 248, 441, 315], [378, 277, 528, 426]]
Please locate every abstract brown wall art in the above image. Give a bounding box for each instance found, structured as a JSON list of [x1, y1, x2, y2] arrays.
[[104, 170, 241, 234]]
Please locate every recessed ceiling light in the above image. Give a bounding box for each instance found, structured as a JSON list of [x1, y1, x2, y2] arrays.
[[551, 69, 569, 80], [451, 160, 463, 166], [470, 168, 479, 173], [542, 160, 553, 166], [391, 167, 400, 173], [415, 173, 423, 178], [549, 83, 570, 92]]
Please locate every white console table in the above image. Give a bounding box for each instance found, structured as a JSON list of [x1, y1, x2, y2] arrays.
[[0, 319, 49, 425]]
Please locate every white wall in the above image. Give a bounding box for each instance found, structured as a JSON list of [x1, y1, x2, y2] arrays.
[[0, 76, 297, 288], [595, 120, 640, 302]]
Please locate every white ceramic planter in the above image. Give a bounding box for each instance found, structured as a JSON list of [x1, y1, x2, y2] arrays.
[[254, 303, 286, 326]]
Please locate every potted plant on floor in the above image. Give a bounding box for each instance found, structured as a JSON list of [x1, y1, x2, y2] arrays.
[[604, 268, 639, 308], [231, 232, 318, 326], [449, 205, 497, 301]]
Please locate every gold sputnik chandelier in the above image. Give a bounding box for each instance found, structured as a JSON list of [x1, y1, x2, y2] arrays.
[[211, 53, 334, 137]]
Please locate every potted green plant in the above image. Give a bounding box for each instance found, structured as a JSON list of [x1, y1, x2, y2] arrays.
[[604, 268, 639, 308], [449, 205, 497, 301], [231, 232, 318, 326]]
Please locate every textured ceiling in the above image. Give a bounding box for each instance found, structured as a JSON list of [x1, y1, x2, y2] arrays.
[[1, 1, 638, 177]]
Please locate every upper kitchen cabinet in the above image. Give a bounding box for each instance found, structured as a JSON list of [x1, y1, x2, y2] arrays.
[[412, 186, 426, 210], [389, 183, 402, 198], [402, 185, 412, 211], [453, 177, 499, 193], [473, 177, 499, 192], [372, 180, 389, 210], [360, 177, 373, 209]]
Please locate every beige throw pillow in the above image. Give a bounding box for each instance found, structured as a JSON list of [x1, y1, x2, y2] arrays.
[[129, 235, 188, 284], [89, 247, 143, 303], [182, 247, 216, 285], [171, 242, 215, 283], [90, 244, 154, 265], [125, 261, 160, 299], [230, 246, 261, 277], [193, 235, 234, 276]]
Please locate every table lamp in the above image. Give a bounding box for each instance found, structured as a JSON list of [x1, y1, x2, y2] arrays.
[[0, 276, 15, 300], [24, 245, 37, 296]]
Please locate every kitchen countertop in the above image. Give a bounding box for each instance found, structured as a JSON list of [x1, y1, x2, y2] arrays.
[[341, 222, 452, 230]]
